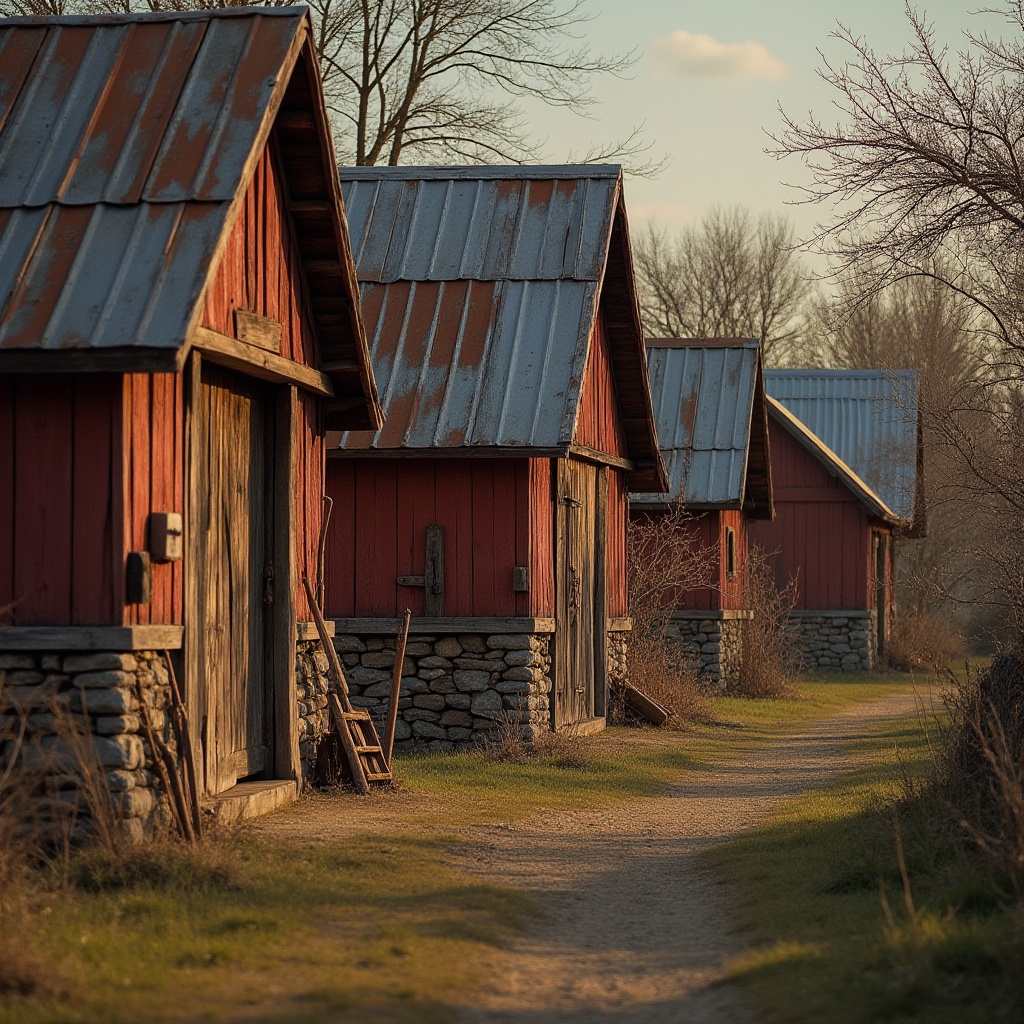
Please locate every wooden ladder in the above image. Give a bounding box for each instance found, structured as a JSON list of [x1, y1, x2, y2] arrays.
[[304, 578, 393, 793]]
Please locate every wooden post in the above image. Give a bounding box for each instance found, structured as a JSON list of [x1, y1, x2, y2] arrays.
[[424, 524, 444, 616], [384, 609, 411, 768]]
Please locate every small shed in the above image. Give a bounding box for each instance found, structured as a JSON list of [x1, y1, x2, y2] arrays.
[[0, 8, 381, 828], [631, 339, 773, 687], [750, 370, 921, 669], [324, 165, 667, 746]]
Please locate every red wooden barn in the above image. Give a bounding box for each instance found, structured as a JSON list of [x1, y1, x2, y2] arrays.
[[0, 8, 381, 828], [324, 166, 667, 746], [631, 339, 773, 687], [751, 371, 922, 669]]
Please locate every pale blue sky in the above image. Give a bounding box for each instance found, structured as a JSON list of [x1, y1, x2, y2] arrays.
[[522, 1, 989, 248]]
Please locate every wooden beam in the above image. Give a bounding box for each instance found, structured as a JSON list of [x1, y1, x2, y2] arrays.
[[568, 444, 634, 472], [190, 327, 333, 398], [0, 625, 184, 651], [329, 617, 556, 635], [273, 387, 301, 783]]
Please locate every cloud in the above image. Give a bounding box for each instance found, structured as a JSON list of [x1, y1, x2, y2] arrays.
[[652, 31, 788, 81]]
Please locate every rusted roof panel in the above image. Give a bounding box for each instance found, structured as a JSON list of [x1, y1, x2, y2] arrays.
[[633, 340, 760, 507], [335, 167, 625, 454], [766, 370, 919, 520], [0, 8, 304, 356]]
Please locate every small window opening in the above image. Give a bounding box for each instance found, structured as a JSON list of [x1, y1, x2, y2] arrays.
[[725, 526, 737, 580]]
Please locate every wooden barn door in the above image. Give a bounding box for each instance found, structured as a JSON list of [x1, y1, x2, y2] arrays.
[[554, 458, 605, 728], [195, 364, 274, 795]]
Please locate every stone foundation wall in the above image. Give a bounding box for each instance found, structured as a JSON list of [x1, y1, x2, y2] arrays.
[[786, 613, 875, 671], [664, 615, 749, 692], [608, 632, 628, 690], [332, 631, 553, 751], [0, 650, 174, 840], [295, 640, 335, 785]]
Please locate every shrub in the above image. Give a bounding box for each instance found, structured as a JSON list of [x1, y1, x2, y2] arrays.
[[887, 607, 965, 672], [481, 713, 591, 770], [731, 544, 799, 698], [622, 504, 718, 725]]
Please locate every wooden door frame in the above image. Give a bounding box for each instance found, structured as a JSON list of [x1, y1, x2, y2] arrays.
[[552, 456, 608, 730], [184, 354, 301, 797]]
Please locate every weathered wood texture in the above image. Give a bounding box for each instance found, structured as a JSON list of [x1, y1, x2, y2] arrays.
[[0, 374, 123, 625], [749, 421, 878, 610], [529, 457, 556, 618], [325, 458, 531, 617], [573, 313, 630, 461], [123, 372, 185, 626], [554, 458, 600, 727], [606, 468, 629, 618], [196, 364, 270, 795], [294, 390, 324, 622], [201, 137, 318, 369]]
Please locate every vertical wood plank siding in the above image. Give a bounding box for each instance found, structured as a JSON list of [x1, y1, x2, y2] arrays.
[[294, 391, 324, 622], [0, 374, 123, 625], [605, 469, 629, 618], [629, 510, 723, 612], [749, 424, 872, 610], [528, 457, 555, 617], [573, 314, 630, 459], [122, 372, 185, 626], [201, 138, 318, 368], [325, 458, 532, 617], [719, 508, 747, 611]]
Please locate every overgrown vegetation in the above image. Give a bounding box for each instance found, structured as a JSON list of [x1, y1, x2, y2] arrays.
[[886, 607, 966, 672], [619, 504, 716, 726], [732, 543, 799, 698]]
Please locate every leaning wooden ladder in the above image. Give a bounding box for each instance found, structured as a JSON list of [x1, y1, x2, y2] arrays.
[[303, 578, 392, 793]]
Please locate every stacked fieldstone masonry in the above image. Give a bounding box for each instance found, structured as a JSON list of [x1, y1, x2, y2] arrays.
[[785, 612, 875, 671], [665, 613, 749, 692], [0, 650, 173, 839], [332, 630, 553, 751]]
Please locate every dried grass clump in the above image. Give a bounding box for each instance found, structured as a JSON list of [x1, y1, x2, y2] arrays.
[[623, 504, 718, 725], [731, 544, 799, 699], [481, 714, 591, 770], [938, 654, 1024, 890], [887, 607, 965, 672]]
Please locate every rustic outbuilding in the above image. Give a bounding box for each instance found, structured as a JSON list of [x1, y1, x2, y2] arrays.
[[750, 370, 922, 670], [324, 166, 667, 746], [631, 339, 774, 687], [0, 8, 381, 828]]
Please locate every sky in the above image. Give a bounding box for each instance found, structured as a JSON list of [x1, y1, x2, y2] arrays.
[[521, 1, 991, 252]]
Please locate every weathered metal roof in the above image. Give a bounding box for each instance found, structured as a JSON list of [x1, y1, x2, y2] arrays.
[[632, 340, 764, 509], [0, 8, 304, 358], [0, 7, 382, 429], [765, 370, 920, 521], [333, 166, 666, 490]]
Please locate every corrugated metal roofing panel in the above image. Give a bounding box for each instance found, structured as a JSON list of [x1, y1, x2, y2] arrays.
[[0, 8, 306, 355], [633, 341, 759, 506], [335, 167, 624, 453], [339, 278, 597, 451], [765, 370, 919, 520], [338, 172, 617, 284]]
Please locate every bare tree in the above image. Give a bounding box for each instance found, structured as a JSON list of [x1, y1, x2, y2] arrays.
[[5, 0, 647, 169], [633, 206, 810, 365], [772, 1, 1024, 645]]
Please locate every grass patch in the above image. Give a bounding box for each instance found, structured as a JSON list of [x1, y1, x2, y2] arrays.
[[2, 671, 922, 1023], [712, 694, 1021, 1024]]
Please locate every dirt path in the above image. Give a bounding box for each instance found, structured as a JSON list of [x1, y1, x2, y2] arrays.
[[250, 690, 930, 1023], [448, 690, 928, 1024]]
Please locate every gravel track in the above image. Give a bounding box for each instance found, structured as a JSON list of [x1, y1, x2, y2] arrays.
[[250, 690, 929, 1023]]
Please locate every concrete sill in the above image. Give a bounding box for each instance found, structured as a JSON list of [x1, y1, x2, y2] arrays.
[[205, 779, 298, 825], [559, 717, 606, 737]]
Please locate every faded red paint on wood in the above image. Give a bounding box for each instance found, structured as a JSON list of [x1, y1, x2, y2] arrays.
[[325, 458, 532, 617], [0, 375, 122, 625], [749, 423, 879, 611], [529, 457, 555, 617], [201, 137, 318, 367], [606, 470, 629, 618], [293, 391, 324, 623], [573, 313, 630, 459]]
